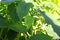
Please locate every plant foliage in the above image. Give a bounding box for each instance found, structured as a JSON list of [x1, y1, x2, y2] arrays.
[[0, 0, 60, 40]]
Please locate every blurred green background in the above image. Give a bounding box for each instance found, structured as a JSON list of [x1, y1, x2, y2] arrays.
[[0, 0, 60, 40]]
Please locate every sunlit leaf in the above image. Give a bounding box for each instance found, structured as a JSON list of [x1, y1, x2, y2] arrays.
[[45, 25, 60, 38], [38, 9, 60, 36], [25, 15, 35, 29]]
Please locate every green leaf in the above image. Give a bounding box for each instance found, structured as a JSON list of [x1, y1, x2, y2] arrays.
[[25, 15, 34, 29], [45, 25, 60, 38], [9, 23, 28, 33], [7, 3, 19, 23], [38, 9, 60, 36], [28, 33, 52, 40], [0, 15, 9, 28], [16, 2, 33, 20]]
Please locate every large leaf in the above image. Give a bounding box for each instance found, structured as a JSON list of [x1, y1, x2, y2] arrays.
[[28, 33, 52, 40], [38, 9, 60, 36], [16, 2, 33, 20]]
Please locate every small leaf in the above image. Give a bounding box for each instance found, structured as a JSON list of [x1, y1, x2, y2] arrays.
[[25, 15, 34, 29]]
